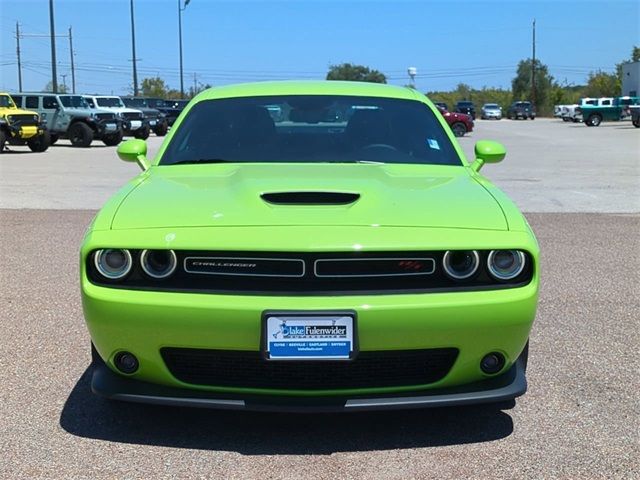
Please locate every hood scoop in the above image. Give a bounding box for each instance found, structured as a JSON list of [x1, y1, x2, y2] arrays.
[[261, 191, 360, 205]]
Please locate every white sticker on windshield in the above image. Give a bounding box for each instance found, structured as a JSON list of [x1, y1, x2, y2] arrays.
[[427, 139, 440, 150]]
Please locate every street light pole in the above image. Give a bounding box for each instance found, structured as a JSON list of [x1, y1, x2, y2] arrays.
[[49, 0, 58, 93], [130, 0, 139, 96], [178, 0, 190, 99]]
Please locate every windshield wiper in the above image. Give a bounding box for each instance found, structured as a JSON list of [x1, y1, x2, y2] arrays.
[[170, 158, 235, 165]]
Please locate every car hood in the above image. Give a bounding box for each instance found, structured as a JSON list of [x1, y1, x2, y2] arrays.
[[111, 164, 507, 230]]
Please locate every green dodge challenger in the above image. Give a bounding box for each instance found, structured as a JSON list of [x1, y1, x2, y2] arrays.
[[81, 81, 539, 411]]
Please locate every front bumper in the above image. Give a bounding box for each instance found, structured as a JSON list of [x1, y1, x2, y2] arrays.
[[91, 348, 527, 412], [7, 123, 45, 140]]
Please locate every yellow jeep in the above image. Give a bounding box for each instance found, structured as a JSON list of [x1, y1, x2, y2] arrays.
[[0, 93, 50, 152]]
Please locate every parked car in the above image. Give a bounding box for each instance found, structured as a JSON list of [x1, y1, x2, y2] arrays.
[[507, 101, 535, 120], [580, 96, 640, 126], [481, 103, 502, 120], [83, 95, 145, 141], [0, 92, 49, 152], [433, 101, 448, 111], [435, 104, 474, 136], [82, 81, 538, 411], [10, 93, 121, 147], [454, 100, 476, 119], [121, 97, 169, 135]]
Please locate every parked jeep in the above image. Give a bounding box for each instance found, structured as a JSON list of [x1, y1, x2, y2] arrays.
[[507, 101, 536, 120], [120, 97, 168, 135], [83, 95, 146, 141], [10, 93, 121, 147], [580, 96, 640, 126], [454, 100, 476, 120], [0, 92, 49, 153], [141, 97, 182, 127]]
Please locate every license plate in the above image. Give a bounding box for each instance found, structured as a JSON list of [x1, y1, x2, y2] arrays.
[[105, 123, 117, 131], [149, 120, 157, 126], [130, 120, 141, 128], [264, 312, 356, 361]]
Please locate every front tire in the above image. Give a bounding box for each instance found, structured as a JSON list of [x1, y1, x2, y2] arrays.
[[27, 130, 50, 152], [633, 117, 640, 128], [451, 122, 467, 137], [134, 125, 150, 140], [50, 133, 59, 145], [102, 130, 123, 146], [153, 120, 168, 136], [68, 122, 93, 147], [0, 130, 6, 153], [586, 114, 602, 127]]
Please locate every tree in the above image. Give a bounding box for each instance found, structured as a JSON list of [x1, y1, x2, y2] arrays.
[[326, 63, 386, 83], [42, 81, 68, 93], [511, 58, 554, 110], [140, 77, 168, 97], [584, 71, 620, 97]]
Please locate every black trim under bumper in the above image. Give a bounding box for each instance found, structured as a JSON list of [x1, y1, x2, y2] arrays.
[[90, 353, 527, 412]]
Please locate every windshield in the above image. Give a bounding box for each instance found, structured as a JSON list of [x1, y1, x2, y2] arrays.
[[59, 95, 89, 108], [97, 97, 125, 108], [145, 98, 166, 108], [123, 98, 147, 108], [0, 95, 16, 108], [161, 95, 461, 166], [457, 102, 473, 107], [484, 104, 499, 108]]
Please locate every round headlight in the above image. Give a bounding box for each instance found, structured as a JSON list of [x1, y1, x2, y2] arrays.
[[94, 249, 132, 280], [442, 250, 480, 280], [140, 249, 177, 279], [487, 250, 526, 281]]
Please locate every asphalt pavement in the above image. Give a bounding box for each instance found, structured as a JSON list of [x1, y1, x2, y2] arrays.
[[1, 119, 639, 479]]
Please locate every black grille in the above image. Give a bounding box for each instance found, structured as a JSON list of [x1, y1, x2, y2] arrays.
[[161, 348, 459, 390], [9, 114, 37, 126], [95, 112, 116, 121], [87, 250, 535, 295], [122, 112, 142, 120]]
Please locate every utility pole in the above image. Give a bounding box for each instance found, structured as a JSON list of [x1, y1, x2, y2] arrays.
[[531, 18, 536, 108], [16, 22, 22, 91], [49, 0, 58, 93], [61, 73, 67, 92], [130, 0, 139, 96], [193, 72, 197, 97], [178, 0, 190, 99], [69, 26, 76, 93]]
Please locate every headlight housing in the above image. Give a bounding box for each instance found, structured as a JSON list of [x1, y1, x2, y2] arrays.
[[140, 249, 177, 279], [487, 250, 526, 281], [94, 249, 132, 280], [442, 250, 480, 280]]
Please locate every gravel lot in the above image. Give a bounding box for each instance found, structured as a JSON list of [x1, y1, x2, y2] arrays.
[[1, 119, 639, 479]]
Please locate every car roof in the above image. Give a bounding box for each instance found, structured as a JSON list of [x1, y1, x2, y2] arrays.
[[192, 81, 419, 102]]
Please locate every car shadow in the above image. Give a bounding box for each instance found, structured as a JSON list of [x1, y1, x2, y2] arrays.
[[60, 367, 515, 454]]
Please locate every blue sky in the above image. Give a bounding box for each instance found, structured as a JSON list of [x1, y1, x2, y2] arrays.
[[1, 0, 638, 94]]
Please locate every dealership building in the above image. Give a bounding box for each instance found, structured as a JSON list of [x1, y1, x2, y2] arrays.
[[621, 61, 639, 96]]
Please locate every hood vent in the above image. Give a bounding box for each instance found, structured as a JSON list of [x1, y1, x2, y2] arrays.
[[261, 191, 360, 205]]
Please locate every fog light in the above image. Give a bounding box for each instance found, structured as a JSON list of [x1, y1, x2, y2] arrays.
[[480, 352, 505, 374], [114, 351, 139, 374]]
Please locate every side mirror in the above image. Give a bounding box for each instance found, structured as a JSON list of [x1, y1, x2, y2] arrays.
[[117, 139, 149, 171], [470, 140, 506, 172]]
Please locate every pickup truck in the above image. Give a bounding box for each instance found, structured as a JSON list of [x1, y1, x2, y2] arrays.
[[580, 96, 640, 126]]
